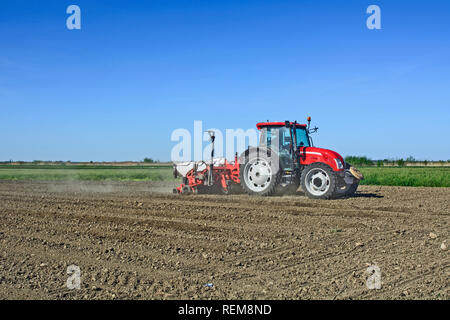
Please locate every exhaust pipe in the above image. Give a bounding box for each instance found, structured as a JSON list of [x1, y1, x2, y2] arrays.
[[207, 131, 215, 186]]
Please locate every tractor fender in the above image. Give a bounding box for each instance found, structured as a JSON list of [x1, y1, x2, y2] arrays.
[[239, 146, 282, 177], [238, 146, 275, 166], [299, 147, 345, 172]]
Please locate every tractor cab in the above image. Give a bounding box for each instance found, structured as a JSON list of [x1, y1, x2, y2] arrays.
[[257, 121, 311, 149], [257, 121, 311, 171]]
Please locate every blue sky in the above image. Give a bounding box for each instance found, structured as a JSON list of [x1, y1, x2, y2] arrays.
[[1, 0, 449, 161]]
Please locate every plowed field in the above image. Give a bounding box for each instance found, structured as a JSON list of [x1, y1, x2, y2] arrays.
[[0, 180, 448, 299]]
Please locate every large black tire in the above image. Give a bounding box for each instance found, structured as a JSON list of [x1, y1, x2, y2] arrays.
[[300, 163, 338, 199], [336, 180, 359, 198], [335, 162, 360, 198], [345, 181, 359, 196], [240, 148, 281, 196]]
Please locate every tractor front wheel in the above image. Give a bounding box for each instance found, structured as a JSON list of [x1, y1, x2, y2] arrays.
[[335, 162, 361, 198], [300, 163, 338, 199], [336, 180, 359, 198]]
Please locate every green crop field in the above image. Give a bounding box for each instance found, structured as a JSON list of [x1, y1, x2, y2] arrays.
[[359, 167, 450, 187], [0, 165, 175, 181], [0, 165, 448, 187]]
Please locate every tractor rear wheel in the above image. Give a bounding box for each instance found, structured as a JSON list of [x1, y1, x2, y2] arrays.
[[240, 149, 280, 196], [300, 163, 338, 199]]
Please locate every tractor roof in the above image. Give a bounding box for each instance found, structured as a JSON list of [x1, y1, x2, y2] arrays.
[[256, 122, 307, 130]]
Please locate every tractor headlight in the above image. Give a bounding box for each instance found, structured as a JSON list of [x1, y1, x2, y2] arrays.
[[335, 158, 344, 170]]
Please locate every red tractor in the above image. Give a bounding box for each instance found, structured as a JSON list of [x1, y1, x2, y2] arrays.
[[173, 118, 363, 199]]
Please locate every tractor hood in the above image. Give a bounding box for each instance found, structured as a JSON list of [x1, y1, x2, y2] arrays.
[[299, 147, 345, 171], [314, 147, 344, 163]]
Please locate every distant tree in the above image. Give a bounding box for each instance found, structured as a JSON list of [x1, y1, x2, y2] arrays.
[[406, 156, 416, 162], [377, 160, 383, 167], [143, 157, 155, 163], [423, 160, 428, 166], [397, 158, 405, 167], [344, 156, 373, 167]]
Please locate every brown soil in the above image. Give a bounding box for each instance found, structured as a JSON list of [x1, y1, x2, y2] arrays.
[[0, 180, 448, 300]]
